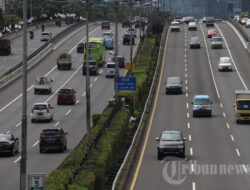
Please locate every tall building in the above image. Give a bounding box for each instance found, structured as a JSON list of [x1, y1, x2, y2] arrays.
[[0, 0, 6, 13]]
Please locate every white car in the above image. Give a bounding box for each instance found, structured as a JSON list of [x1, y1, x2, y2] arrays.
[[246, 19, 250, 28], [41, 31, 52, 41], [188, 22, 197, 31], [103, 31, 113, 39], [105, 62, 116, 78], [126, 28, 137, 37], [218, 57, 232, 71], [170, 21, 180, 32], [31, 103, 54, 123]]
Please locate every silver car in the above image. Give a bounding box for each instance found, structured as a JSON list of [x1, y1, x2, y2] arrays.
[[31, 103, 54, 123], [218, 57, 232, 71], [41, 31, 52, 41], [211, 37, 222, 49]]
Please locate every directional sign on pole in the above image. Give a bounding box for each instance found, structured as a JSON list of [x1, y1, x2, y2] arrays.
[[125, 62, 135, 70], [28, 173, 45, 190], [117, 77, 136, 91]]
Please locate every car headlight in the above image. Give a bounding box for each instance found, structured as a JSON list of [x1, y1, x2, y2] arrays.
[[177, 145, 184, 149], [193, 105, 199, 110], [158, 144, 165, 149]]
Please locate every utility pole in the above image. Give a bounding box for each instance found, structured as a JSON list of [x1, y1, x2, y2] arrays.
[[20, 0, 28, 188], [30, 0, 32, 18], [114, 0, 119, 105], [129, 0, 133, 77], [85, 0, 91, 144]]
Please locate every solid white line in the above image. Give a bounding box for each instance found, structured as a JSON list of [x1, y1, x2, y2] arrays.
[[16, 122, 21, 127], [82, 92, 86, 97], [186, 93, 188, 97], [220, 103, 223, 108], [14, 156, 21, 163], [76, 100, 80, 104], [215, 24, 248, 90], [226, 122, 230, 129], [186, 86, 188, 90], [223, 112, 226, 118], [189, 135, 192, 141], [94, 77, 98, 82], [200, 24, 221, 99], [242, 164, 248, 173], [32, 141, 39, 147], [186, 103, 189, 109], [187, 122, 190, 128], [54, 121, 60, 127], [187, 113, 190, 118], [190, 147, 193, 155], [192, 182, 196, 190], [236, 148, 240, 157], [191, 163, 194, 172], [45, 65, 82, 103], [90, 84, 93, 88], [65, 109, 72, 116], [0, 94, 22, 112], [230, 135, 235, 142], [27, 85, 34, 91], [6, 131, 10, 134]]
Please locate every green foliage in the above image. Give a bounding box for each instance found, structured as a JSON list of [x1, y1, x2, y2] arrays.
[[92, 113, 102, 126], [3, 14, 21, 27]]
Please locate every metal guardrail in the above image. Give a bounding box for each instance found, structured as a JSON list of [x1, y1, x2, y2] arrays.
[[228, 18, 250, 42], [112, 22, 169, 190]]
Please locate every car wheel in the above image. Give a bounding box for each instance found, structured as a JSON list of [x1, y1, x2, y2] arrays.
[[180, 152, 185, 158], [64, 144, 67, 150], [39, 148, 44, 153], [34, 90, 37, 94], [15, 147, 19, 153], [31, 119, 35, 123], [10, 148, 15, 156], [193, 112, 196, 117], [236, 120, 240, 124], [157, 151, 162, 160]]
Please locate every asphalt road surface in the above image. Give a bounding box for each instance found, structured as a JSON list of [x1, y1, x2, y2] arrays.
[[0, 22, 140, 190], [129, 21, 250, 190]]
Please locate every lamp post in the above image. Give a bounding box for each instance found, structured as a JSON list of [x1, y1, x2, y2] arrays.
[[114, 0, 119, 105]]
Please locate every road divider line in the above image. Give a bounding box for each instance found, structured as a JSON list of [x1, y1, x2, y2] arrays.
[[187, 113, 190, 118], [32, 141, 39, 147], [6, 131, 10, 134], [65, 109, 72, 116], [90, 84, 93, 88], [186, 93, 188, 97], [223, 112, 226, 118], [243, 164, 247, 173], [82, 92, 86, 97], [190, 147, 193, 155], [54, 121, 60, 127], [94, 77, 98, 82], [16, 122, 21, 127], [191, 163, 194, 172], [185, 73, 188, 78], [230, 135, 234, 142], [99, 70, 103, 74], [189, 135, 192, 141], [76, 100, 80, 104], [14, 156, 21, 163], [220, 103, 223, 108], [226, 122, 230, 129], [215, 24, 248, 90], [236, 148, 240, 157], [192, 182, 196, 190], [185, 80, 187, 84], [185, 68, 187, 72], [185, 59, 187, 63], [187, 122, 190, 128], [186, 103, 189, 109], [186, 86, 188, 91], [200, 24, 221, 99]]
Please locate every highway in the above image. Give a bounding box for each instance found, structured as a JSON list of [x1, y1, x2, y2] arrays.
[[129, 21, 250, 190], [0, 21, 140, 190], [241, 24, 250, 38], [0, 23, 69, 75]]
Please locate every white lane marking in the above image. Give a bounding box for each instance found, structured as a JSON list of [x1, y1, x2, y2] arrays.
[[6, 131, 10, 134], [185, 73, 188, 78], [45, 65, 82, 103], [185, 68, 187, 72], [187, 113, 190, 118], [191, 163, 194, 172], [223, 112, 226, 118], [236, 148, 240, 157], [76, 100, 80, 104], [185, 48, 187, 52], [99, 70, 103, 74], [16, 122, 21, 127], [190, 147, 193, 155], [32, 140, 39, 147], [185, 59, 187, 63], [14, 156, 21, 163], [185, 80, 187, 84], [82, 92, 86, 97], [189, 135, 192, 141], [226, 122, 230, 129], [200, 24, 221, 99], [90, 84, 93, 88], [65, 109, 72, 116], [187, 122, 190, 128], [242, 164, 248, 173], [230, 135, 235, 142], [185, 43, 187, 46], [94, 77, 98, 82], [186, 103, 189, 109], [192, 182, 196, 190], [185, 54, 187, 58], [186, 86, 188, 91], [0, 26, 100, 113], [215, 24, 248, 90], [186, 93, 188, 97], [220, 103, 223, 108], [54, 121, 60, 127]]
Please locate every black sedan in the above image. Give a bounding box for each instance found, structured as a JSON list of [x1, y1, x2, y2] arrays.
[[165, 76, 183, 94], [0, 134, 19, 156], [156, 130, 186, 160], [77, 43, 84, 53]]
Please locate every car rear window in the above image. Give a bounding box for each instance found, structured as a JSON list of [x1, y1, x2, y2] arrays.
[[107, 64, 115, 68], [212, 38, 222, 42], [42, 129, 60, 135], [0, 135, 11, 141], [59, 89, 72, 94], [34, 105, 47, 110], [83, 62, 97, 66], [161, 133, 182, 141], [194, 98, 210, 105]]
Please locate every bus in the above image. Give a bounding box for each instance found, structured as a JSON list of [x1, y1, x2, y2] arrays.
[[84, 37, 105, 67]]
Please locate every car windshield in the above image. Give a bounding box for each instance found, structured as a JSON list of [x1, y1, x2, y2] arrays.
[[194, 98, 210, 105], [220, 58, 230, 63], [191, 37, 199, 42], [0, 135, 11, 141], [212, 38, 222, 42], [161, 133, 182, 141], [42, 130, 60, 135], [237, 101, 250, 110], [104, 33, 112, 37], [34, 105, 47, 110], [172, 23, 179, 26], [107, 64, 115, 68]]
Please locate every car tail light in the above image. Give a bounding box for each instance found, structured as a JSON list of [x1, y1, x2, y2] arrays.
[[40, 134, 43, 139], [6, 142, 12, 147], [58, 134, 62, 138], [32, 108, 34, 113]]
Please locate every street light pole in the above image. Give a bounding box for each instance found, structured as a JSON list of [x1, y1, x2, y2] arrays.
[[114, 0, 119, 105], [30, 0, 32, 18], [20, 0, 28, 188], [129, 0, 133, 77], [85, 0, 91, 144]]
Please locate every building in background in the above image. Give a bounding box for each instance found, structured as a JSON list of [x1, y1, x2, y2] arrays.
[[0, 0, 6, 13], [241, 0, 250, 12]]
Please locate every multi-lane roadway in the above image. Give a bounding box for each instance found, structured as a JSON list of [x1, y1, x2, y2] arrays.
[[129, 21, 250, 190], [0, 22, 140, 190]]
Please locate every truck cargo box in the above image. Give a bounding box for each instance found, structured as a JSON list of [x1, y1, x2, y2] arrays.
[[0, 39, 11, 55]]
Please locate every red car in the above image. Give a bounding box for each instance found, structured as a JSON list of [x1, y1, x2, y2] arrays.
[[57, 88, 76, 105], [122, 19, 131, 28], [207, 29, 217, 38]]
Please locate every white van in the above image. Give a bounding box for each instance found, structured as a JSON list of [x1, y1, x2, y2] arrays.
[[105, 62, 116, 78]]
